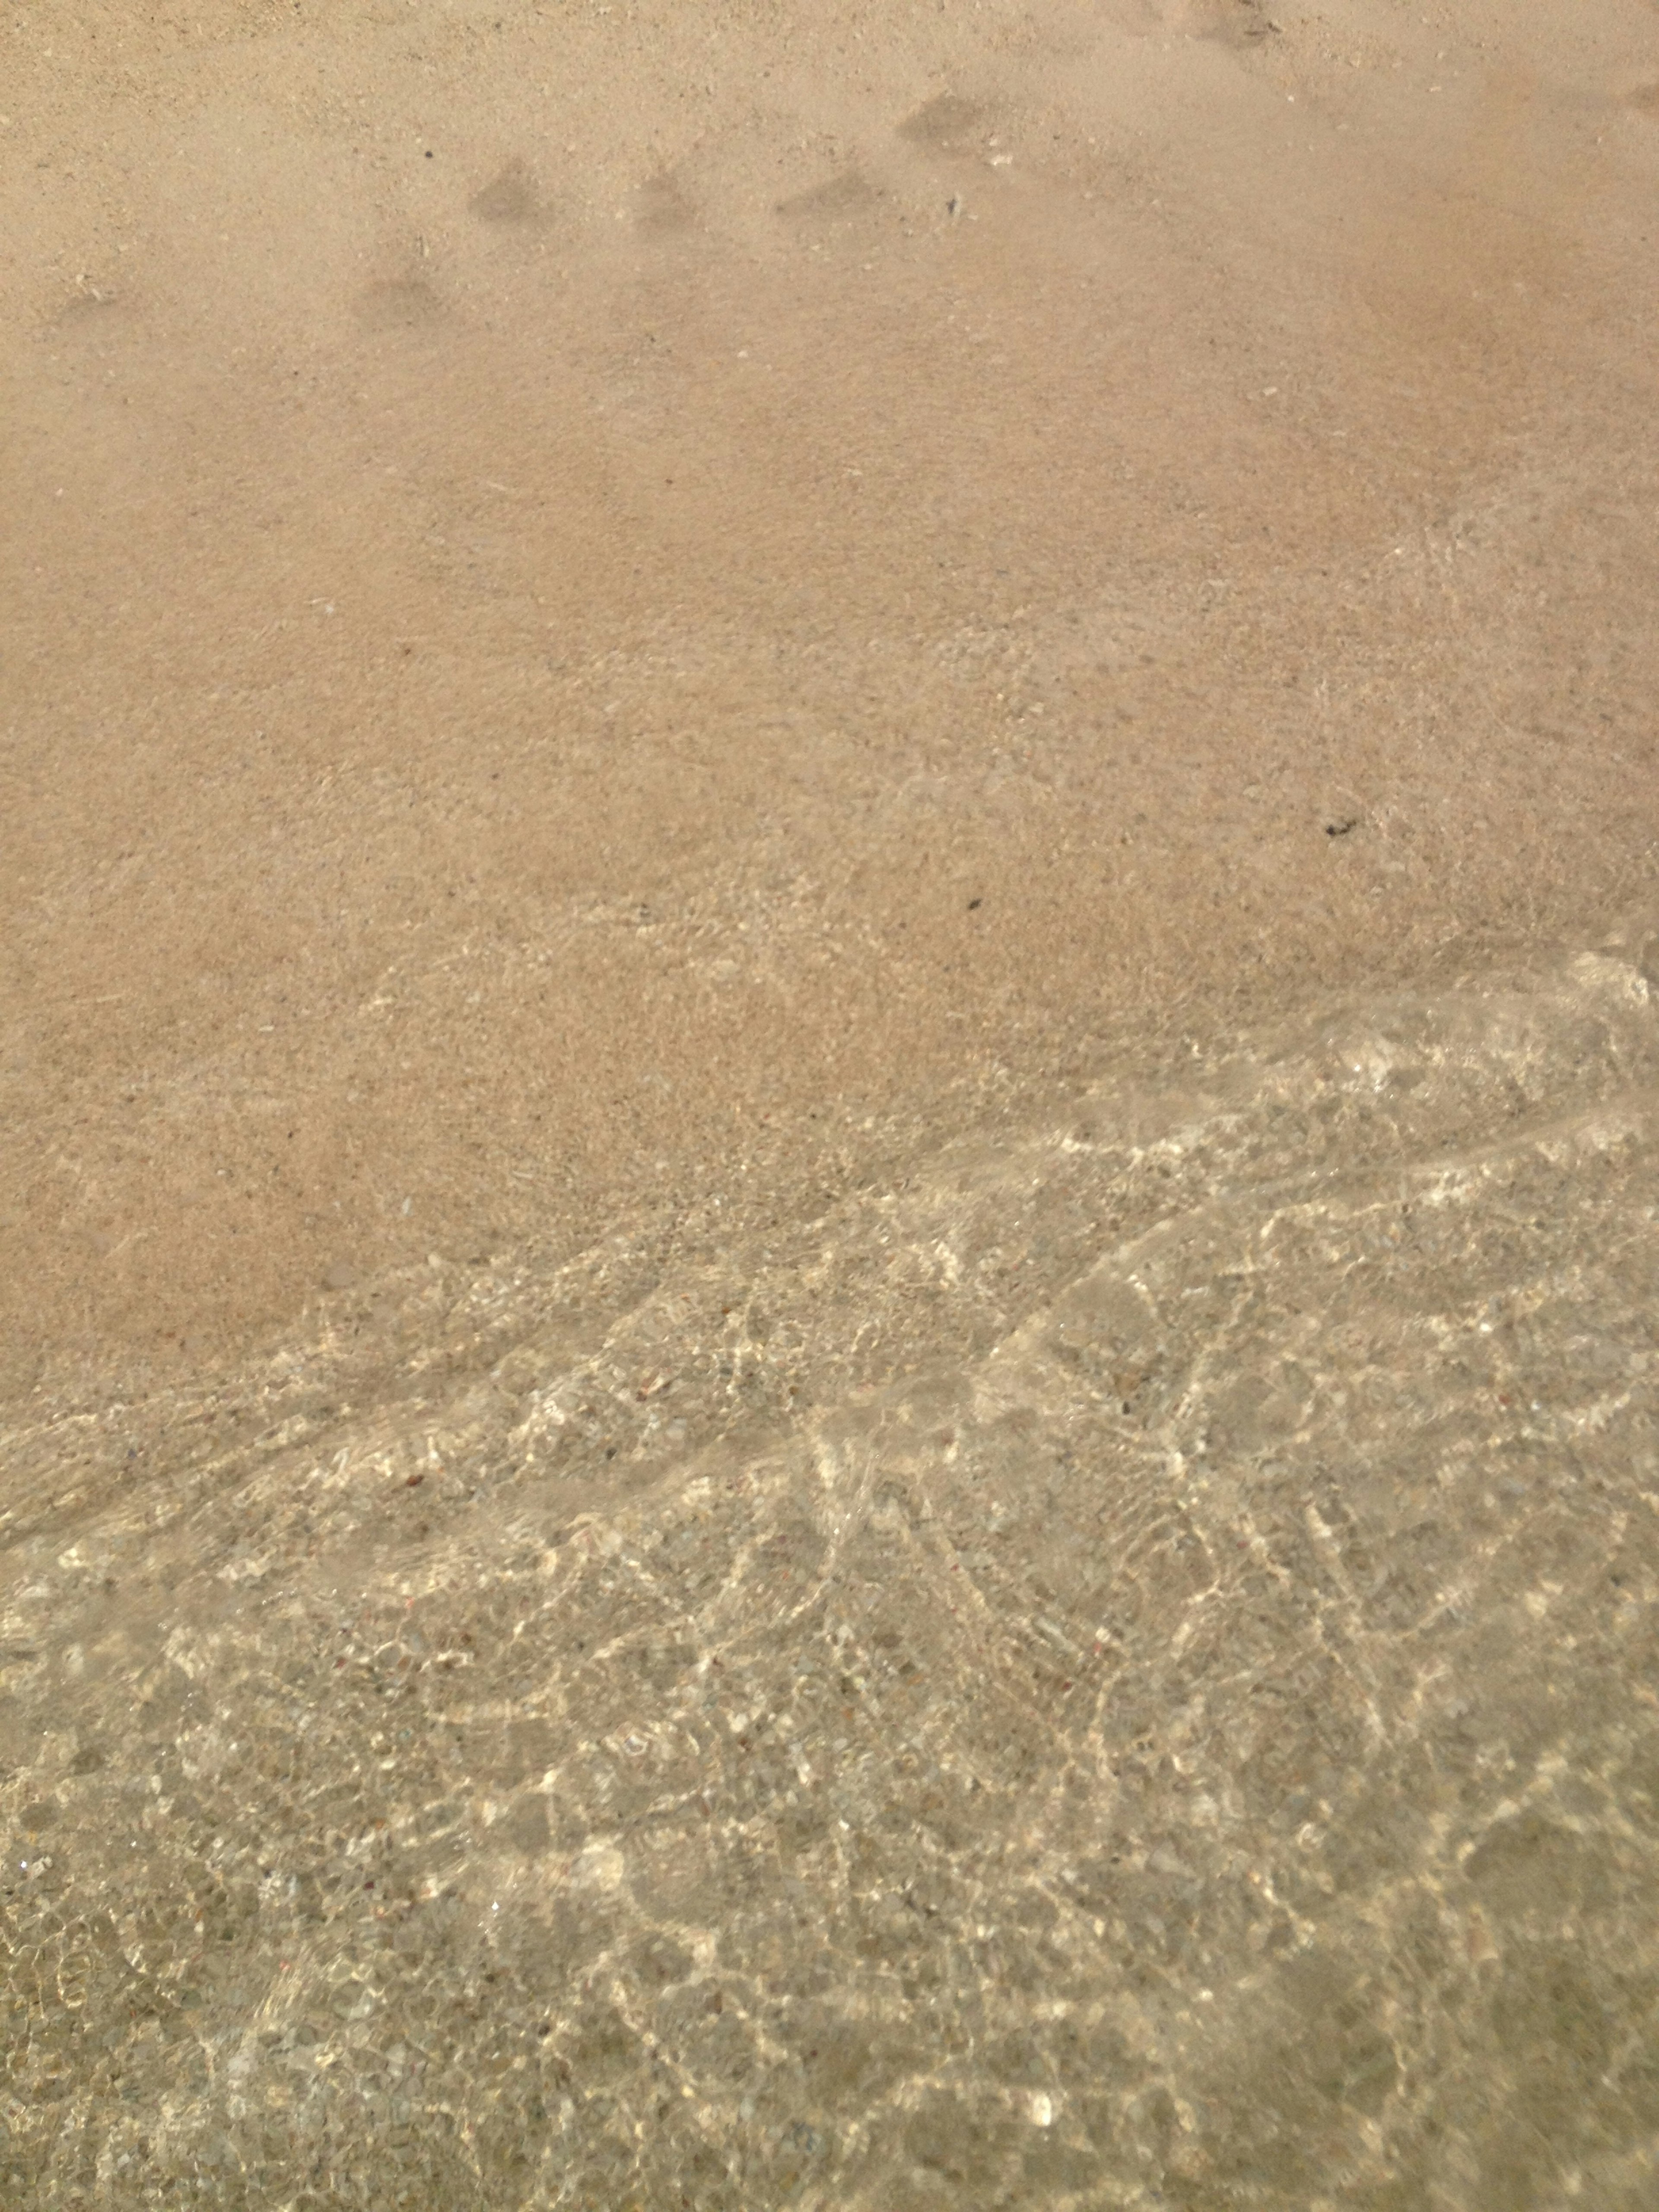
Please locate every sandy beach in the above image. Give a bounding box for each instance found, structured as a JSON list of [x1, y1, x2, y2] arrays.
[[4, 0, 1655, 1398], [3, 3, 1658, 2204]]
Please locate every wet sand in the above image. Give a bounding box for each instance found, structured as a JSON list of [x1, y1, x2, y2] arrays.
[[4, 0, 1656, 1399], [3, 2, 1659, 2204]]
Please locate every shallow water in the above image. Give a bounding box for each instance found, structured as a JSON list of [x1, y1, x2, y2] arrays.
[[4, 924, 1657, 2206]]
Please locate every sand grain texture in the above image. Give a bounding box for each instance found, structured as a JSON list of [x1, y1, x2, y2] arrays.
[[3, 0, 1656, 1392], [3, 1, 1659, 2205]]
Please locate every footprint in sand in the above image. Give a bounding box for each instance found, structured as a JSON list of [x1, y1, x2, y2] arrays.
[[896, 93, 988, 151], [635, 170, 696, 236], [1143, 0, 1271, 43], [46, 280, 131, 375], [469, 157, 550, 226], [55, 278, 125, 324], [775, 169, 881, 229], [356, 276, 442, 331]]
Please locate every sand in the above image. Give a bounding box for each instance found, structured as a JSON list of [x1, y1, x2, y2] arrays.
[[3, 2, 1659, 2203], [4, 0, 1656, 1398]]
